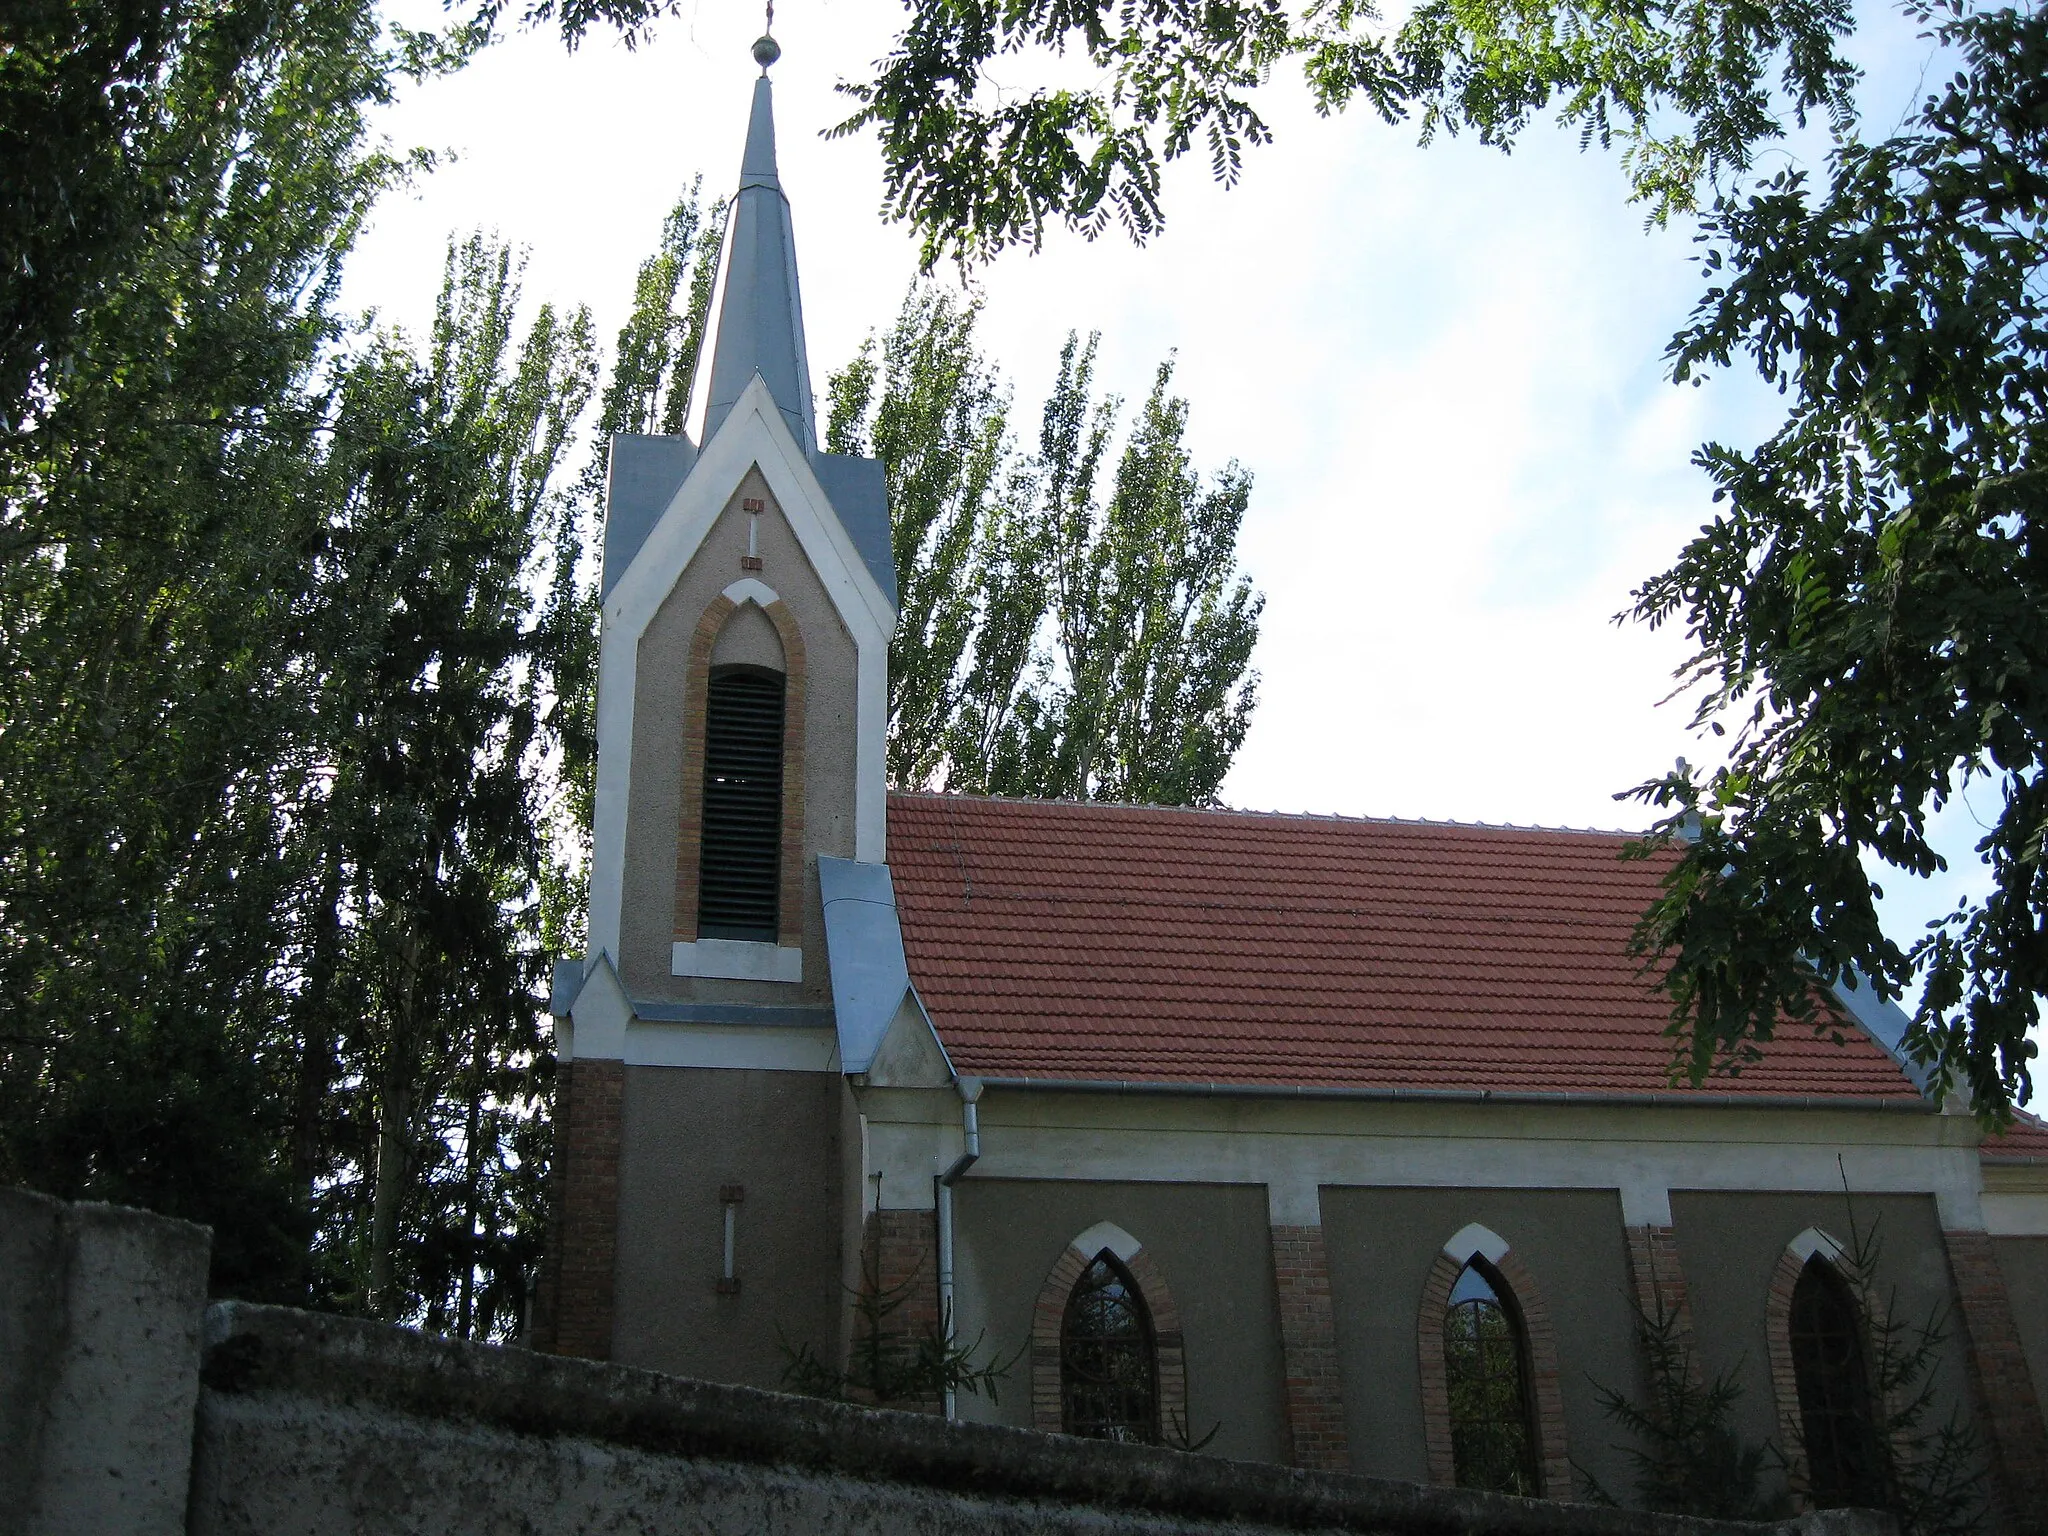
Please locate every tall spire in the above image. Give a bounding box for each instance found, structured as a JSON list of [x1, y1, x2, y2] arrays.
[[696, 24, 816, 452]]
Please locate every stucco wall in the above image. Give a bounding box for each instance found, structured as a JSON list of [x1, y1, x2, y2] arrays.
[[1993, 1236, 2048, 1410], [611, 1064, 843, 1387], [949, 1178, 1289, 1466], [1671, 1189, 1979, 1498], [1319, 1185, 1638, 1495], [620, 466, 858, 1007]]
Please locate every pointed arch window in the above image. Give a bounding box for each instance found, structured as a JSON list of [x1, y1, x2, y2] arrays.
[[1789, 1256, 1883, 1508], [697, 665, 785, 941], [1061, 1250, 1159, 1443], [1443, 1259, 1540, 1496]]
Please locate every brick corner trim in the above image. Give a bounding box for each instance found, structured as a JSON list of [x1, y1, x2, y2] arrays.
[[860, 1209, 942, 1416], [1944, 1230, 2048, 1536], [1271, 1224, 1350, 1471], [1031, 1236, 1189, 1443], [545, 1058, 624, 1361], [1417, 1242, 1571, 1498]]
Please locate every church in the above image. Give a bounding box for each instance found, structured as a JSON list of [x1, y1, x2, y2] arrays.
[[537, 34, 2048, 1528]]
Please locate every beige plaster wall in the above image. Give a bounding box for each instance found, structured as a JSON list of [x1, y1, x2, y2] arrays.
[[709, 600, 785, 671], [619, 466, 859, 1008], [1671, 1189, 1979, 1502], [1319, 1185, 1637, 1495], [611, 1064, 844, 1389], [949, 1178, 1289, 1466], [1993, 1236, 2048, 1409]]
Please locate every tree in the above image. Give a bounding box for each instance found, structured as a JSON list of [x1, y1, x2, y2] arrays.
[[827, 286, 1262, 804], [827, 0, 1860, 265], [816, 0, 2046, 1116], [1623, 2, 2048, 1116], [300, 233, 596, 1324], [0, 0, 440, 1298]]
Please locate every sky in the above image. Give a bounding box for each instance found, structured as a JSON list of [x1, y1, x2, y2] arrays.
[[341, 0, 1995, 980]]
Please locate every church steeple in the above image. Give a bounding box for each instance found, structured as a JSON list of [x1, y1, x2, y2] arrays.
[[697, 29, 817, 452]]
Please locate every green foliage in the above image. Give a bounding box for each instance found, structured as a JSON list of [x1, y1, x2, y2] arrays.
[[828, 287, 1262, 804], [826, 0, 1860, 264], [303, 233, 597, 1324], [1582, 1292, 1787, 1518], [1623, 2, 2048, 1115], [0, 0, 441, 1300], [780, 1243, 1022, 1409], [536, 182, 725, 957]]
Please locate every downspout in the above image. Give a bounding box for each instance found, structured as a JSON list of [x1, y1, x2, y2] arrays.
[[935, 1076, 982, 1421]]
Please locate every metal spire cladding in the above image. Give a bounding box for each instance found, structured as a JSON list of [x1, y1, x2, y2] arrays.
[[697, 34, 816, 452]]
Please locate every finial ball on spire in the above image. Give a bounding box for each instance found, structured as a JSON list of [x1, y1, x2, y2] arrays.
[[752, 33, 780, 69]]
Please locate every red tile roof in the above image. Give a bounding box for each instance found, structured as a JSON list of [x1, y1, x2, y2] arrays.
[[886, 793, 1921, 1102], [1982, 1114, 2048, 1163]]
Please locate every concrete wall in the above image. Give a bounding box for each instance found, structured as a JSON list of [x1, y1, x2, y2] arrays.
[[1320, 1185, 1639, 1495], [0, 1186, 210, 1536], [1672, 1189, 1980, 1499], [620, 466, 858, 1007], [950, 1178, 1290, 1465], [0, 1187, 1898, 1536], [611, 1063, 843, 1386], [189, 1300, 1887, 1536]]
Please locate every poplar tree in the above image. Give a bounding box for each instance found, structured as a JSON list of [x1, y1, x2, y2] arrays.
[[827, 288, 1262, 805]]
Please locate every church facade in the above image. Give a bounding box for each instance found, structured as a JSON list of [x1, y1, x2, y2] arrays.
[[538, 42, 2048, 1529]]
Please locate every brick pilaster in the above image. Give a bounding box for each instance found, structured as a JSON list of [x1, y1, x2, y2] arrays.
[[1271, 1224, 1349, 1471], [546, 1058, 624, 1360], [1624, 1223, 1702, 1394], [1624, 1224, 1693, 1330], [1945, 1230, 2048, 1536], [861, 1208, 942, 1414]]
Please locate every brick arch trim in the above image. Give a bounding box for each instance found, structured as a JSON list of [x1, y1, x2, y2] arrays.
[[1418, 1239, 1571, 1496], [1031, 1233, 1189, 1442], [673, 594, 807, 947], [1765, 1232, 1893, 1504]]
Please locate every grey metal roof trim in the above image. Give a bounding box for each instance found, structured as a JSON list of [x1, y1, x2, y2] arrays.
[[1827, 969, 1935, 1097], [812, 452, 896, 607], [601, 433, 697, 599], [630, 999, 832, 1028], [968, 1076, 1935, 1113], [818, 855, 912, 1073]]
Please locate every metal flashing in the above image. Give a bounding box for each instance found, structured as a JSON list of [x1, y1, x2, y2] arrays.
[[1829, 969, 1934, 1095], [601, 434, 697, 599], [812, 452, 896, 608], [548, 958, 585, 1019], [818, 855, 913, 1073], [630, 999, 833, 1028]]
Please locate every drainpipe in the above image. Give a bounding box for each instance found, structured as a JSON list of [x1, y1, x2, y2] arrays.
[[935, 1076, 982, 1421]]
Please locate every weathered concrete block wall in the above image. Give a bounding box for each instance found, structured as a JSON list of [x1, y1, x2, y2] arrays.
[[1, 1186, 1897, 1536], [191, 1301, 1890, 1536], [0, 1185, 211, 1536]]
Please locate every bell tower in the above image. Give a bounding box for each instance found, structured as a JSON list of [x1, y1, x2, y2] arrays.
[[538, 30, 897, 1381]]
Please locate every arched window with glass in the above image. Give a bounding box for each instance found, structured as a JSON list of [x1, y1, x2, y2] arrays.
[[1060, 1250, 1160, 1443], [1789, 1256, 1884, 1508], [1442, 1258, 1541, 1496]]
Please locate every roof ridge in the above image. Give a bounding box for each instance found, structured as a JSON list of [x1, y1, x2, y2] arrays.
[[885, 789, 1646, 841]]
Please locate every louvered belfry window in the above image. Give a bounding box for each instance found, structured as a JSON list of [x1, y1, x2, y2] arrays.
[[697, 667, 785, 941]]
